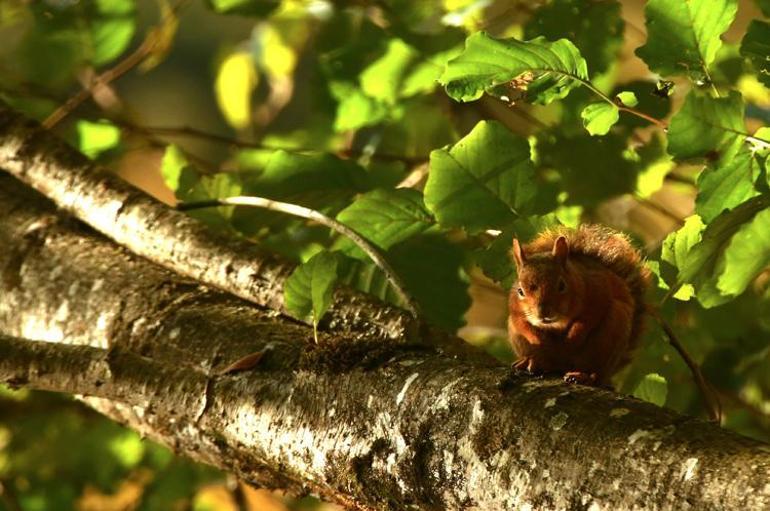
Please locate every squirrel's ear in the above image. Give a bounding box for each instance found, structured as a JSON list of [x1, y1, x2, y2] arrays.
[[512, 239, 526, 269], [552, 236, 569, 265]]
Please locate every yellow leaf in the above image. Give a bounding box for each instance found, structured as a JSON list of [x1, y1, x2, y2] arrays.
[[215, 51, 258, 130]]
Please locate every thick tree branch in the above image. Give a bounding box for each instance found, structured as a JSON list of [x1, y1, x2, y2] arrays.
[[0, 102, 416, 342], [0, 173, 768, 510]]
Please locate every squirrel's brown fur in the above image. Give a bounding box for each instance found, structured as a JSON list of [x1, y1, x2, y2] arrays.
[[508, 224, 651, 385]]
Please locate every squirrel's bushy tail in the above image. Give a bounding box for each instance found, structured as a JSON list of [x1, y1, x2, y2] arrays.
[[527, 224, 651, 347]]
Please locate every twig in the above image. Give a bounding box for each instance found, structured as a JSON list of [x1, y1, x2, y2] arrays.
[[42, 0, 189, 129], [632, 194, 686, 225], [177, 196, 421, 319], [647, 307, 722, 422]]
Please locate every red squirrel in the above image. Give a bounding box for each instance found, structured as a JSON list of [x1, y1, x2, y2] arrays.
[[508, 225, 651, 386]]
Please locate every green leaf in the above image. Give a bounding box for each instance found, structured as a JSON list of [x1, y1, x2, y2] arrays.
[[335, 189, 434, 256], [633, 373, 668, 406], [90, 0, 136, 66], [524, 0, 624, 76], [76, 120, 120, 159], [696, 146, 761, 222], [674, 196, 770, 307], [616, 91, 638, 107], [360, 38, 418, 104], [661, 215, 704, 300], [161, 144, 190, 192], [580, 102, 619, 136], [333, 87, 390, 132], [740, 20, 770, 88], [284, 251, 340, 330], [758, 0, 770, 17], [635, 0, 738, 80], [215, 51, 258, 130], [439, 32, 588, 105], [108, 430, 144, 468], [424, 121, 539, 233], [717, 207, 770, 297], [667, 91, 745, 161]]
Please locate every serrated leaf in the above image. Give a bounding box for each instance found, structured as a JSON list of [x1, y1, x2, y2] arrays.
[[696, 146, 762, 222], [335, 189, 434, 256], [675, 196, 770, 307], [524, 0, 623, 77], [633, 373, 668, 406], [716, 207, 770, 297], [581, 102, 619, 136], [740, 20, 770, 88], [76, 120, 120, 159], [616, 91, 638, 107], [667, 91, 745, 161], [284, 251, 340, 329], [424, 121, 538, 233], [635, 0, 738, 81], [439, 32, 588, 105]]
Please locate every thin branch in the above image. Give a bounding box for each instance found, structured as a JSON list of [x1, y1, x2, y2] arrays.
[[111, 119, 428, 165], [42, 0, 189, 129], [632, 194, 686, 225], [647, 307, 722, 422], [177, 196, 422, 319]]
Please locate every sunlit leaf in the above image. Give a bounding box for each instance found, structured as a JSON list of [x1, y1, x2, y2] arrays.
[[335, 188, 434, 256], [616, 91, 638, 107], [215, 51, 258, 130], [717, 206, 770, 297], [284, 250, 340, 331], [440, 32, 588, 104], [424, 120, 539, 233], [696, 146, 761, 222], [636, 0, 738, 81], [76, 120, 120, 159], [581, 102, 619, 136], [633, 373, 668, 406], [667, 91, 745, 160], [360, 38, 418, 104]]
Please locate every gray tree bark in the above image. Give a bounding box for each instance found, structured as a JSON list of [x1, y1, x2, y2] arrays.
[[0, 107, 769, 510]]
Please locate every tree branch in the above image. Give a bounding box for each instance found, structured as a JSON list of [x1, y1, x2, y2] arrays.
[[0, 101, 416, 342], [0, 172, 768, 510]]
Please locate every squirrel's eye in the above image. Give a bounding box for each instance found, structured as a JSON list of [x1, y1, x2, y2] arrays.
[[558, 278, 567, 293], [517, 287, 525, 298]]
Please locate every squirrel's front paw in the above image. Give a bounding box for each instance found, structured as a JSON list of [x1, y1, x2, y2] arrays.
[[563, 371, 597, 385], [512, 357, 541, 374]]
